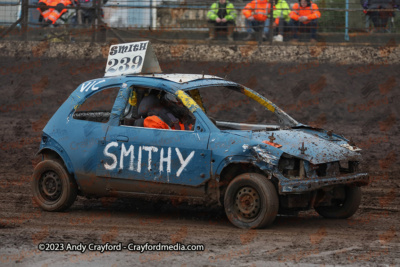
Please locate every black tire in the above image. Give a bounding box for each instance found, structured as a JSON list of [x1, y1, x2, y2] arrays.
[[315, 186, 361, 219], [32, 160, 77, 211], [224, 173, 279, 229]]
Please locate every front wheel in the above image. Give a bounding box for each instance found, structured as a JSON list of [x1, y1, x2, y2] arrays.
[[224, 173, 279, 229], [315, 186, 361, 219], [32, 160, 77, 211]]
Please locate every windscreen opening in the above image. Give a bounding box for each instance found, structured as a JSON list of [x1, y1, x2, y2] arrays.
[[194, 86, 279, 130]]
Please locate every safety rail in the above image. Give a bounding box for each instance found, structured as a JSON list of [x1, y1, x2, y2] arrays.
[[0, 0, 400, 44]]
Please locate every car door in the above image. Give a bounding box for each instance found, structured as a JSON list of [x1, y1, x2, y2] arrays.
[[96, 87, 212, 196]]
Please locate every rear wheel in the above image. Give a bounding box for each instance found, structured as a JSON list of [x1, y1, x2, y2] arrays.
[[32, 160, 77, 211], [315, 186, 361, 219], [224, 173, 279, 229]]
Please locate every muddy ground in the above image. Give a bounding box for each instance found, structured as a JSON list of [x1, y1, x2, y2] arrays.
[[0, 56, 399, 266]]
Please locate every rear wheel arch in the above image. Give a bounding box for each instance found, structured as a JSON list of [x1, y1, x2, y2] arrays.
[[37, 148, 74, 175], [38, 148, 62, 161]]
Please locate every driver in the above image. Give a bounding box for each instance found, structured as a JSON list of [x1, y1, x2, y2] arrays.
[[143, 93, 194, 130]]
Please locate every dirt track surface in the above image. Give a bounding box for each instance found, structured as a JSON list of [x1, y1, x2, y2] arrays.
[[0, 56, 399, 266]]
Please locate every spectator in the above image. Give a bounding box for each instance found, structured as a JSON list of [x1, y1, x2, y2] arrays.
[[74, 0, 97, 26], [37, 0, 72, 25], [361, 0, 372, 32], [289, 0, 320, 42], [242, 0, 271, 41], [361, 0, 396, 32], [272, 0, 290, 42], [206, 0, 237, 41]]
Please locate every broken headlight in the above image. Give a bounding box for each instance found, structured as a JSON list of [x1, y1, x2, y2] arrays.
[[278, 154, 350, 179], [339, 160, 359, 173]]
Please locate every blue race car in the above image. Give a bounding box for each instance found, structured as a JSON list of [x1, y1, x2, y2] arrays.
[[32, 42, 369, 229], [32, 73, 370, 229]]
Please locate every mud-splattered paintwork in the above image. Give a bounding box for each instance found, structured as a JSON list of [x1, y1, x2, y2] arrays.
[[38, 74, 369, 198]]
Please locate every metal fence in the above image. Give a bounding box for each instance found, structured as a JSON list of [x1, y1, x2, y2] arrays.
[[1, 0, 399, 43]]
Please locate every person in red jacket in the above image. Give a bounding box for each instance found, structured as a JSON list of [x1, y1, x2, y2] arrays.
[[289, 0, 320, 42], [242, 0, 271, 41]]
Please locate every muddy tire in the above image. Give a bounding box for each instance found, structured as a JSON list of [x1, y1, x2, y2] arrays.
[[32, 160, 77, 211], [224, 173, 279, 229], [315, 186, 361, 219]]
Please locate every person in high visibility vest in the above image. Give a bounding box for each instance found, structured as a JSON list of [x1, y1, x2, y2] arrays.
[[206, 0, 237, 42], [242, 0, 271, 41], [37, 0, 72, 25], [271, 0, 290, 42], [289, 0, 320, 43]]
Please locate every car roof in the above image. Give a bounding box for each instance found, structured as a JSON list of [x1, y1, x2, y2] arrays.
[[71, 74, 239, 106], [132, 73, 223, 83]]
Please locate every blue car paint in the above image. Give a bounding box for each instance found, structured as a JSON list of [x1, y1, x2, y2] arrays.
[[39, 75, 369, 196], [98, 126, 212, 186], [251, 130, 362, 164]]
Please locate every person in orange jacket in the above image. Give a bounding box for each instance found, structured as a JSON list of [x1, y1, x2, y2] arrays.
[[37, 0, 72, 25], [143, 93, 193, 131], [289, 0, 320, 42], [144, 115, 192, 130], [242, 0, 271, 41]]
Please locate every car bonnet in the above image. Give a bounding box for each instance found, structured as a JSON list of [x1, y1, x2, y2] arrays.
[[251, 129, 362, 164]]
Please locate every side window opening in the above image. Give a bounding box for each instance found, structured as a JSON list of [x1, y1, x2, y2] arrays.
[[73, 87, 120, 123], [120, 87, 156, 127]]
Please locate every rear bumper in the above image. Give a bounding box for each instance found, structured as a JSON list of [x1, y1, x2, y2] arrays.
[[275, 172, 370, 194]]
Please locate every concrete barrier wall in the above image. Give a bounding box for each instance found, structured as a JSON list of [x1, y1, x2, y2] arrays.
[[0, 41, 399, 64]]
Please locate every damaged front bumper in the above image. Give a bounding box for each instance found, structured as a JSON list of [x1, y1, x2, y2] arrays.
[[274, 171, 370, 194]]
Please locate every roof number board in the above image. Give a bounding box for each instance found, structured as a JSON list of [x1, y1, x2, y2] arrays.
[[104, 41, 162, 77]]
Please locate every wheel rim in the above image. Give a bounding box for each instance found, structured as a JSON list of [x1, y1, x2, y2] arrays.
[[234, 186, 261, 220], [39, 171, 62, 202]]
